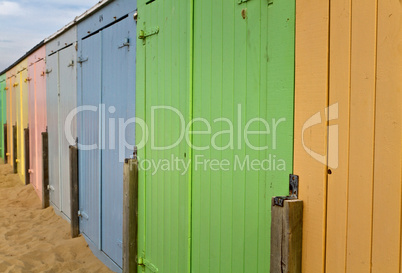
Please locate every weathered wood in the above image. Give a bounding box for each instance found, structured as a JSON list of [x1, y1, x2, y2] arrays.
[[41, 130, 49, 209], [271, 198, 303, 273], [3, 124, 7, 164], [123, 158, 138, 273], [12, 125, 17, 173], [69, 145, 79, 238], [24, 127, 30, 185]]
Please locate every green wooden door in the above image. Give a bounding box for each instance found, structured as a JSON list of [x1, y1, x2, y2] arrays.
[[137, 0, 295, 272], [191, 0, 295, 272], [136, 0, 192, 272]]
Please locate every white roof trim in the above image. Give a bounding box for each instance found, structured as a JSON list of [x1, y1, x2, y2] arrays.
[[44, 0, 115, 43]]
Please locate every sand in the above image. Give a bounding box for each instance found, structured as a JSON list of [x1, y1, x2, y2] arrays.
[[0, 162, 113, 273]]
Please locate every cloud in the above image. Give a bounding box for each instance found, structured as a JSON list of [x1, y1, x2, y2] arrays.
[[0, 0, 100, 71], [0, 1, 22, 16]]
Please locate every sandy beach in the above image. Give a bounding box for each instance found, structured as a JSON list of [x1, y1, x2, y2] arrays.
[[0, 161, 113, 273]]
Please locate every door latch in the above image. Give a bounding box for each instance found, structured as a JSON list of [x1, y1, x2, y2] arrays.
[[138, 27, 159, 40], [77, 57, 88, 64], [118, 38, 130, 49], [78, 210, 89, 220]]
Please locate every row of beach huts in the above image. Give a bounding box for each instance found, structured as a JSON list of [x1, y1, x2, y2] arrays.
[[1, 0, 401, 272]]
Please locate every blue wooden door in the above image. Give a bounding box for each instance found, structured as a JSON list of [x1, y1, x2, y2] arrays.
[[78, 16, 135, 268], [79, 32, 102, 247], [101, 16, 136, 267]]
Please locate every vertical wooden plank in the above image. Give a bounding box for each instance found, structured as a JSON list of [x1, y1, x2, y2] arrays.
[[8, 76, 14, 168], [270, 200, 284, 273], [4, 124, 7, 164], [286, 200, 303, 273], [371, 0, 402, 272], [294, 0, 329, 272], [42, 130, 49, 209], [325, 0, 351, 272], [271, 199, 303, 273], [123, 160, 130, 272], [24, 127, 30, 185], [232, 2, 247, 273], [13, 124, 17, 174], [123, 158, 139, 273], [69, 145, 79, 238], [219, 1, 235, 272], [346, 0, 378, 272]]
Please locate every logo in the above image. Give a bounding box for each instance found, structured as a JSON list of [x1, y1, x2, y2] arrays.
[[302, 103, 338, 169]]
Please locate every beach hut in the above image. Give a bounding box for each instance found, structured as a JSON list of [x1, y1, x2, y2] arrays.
[[45, 25, 78, 220], [76, 0, 136, 270], [27, 43, 47, 199], [135, 0, 295, 272], [0, 74, 6, 160]]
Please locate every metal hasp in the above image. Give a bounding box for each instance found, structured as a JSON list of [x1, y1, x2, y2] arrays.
[[138, 27, 159, 41], [273, 174, 299, 207]]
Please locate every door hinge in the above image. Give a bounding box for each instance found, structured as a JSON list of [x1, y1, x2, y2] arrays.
[[138, 27, 159, 40], [238, 0, 250, 4], [138, 257, 159, 272], [273, 174, 299, 207]]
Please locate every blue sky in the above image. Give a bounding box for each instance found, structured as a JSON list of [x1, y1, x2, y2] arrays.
[[0, 0, 100, 72]]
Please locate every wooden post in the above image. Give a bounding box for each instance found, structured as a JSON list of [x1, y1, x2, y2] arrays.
[[69, 145, 79, 238], [123, 158, 139, 273], [3, 124, 7, 164], [42, 130, 49, 209], [271, 198, 303, 273], [24, 127, 30, 185], [12, 125, 17, 173]]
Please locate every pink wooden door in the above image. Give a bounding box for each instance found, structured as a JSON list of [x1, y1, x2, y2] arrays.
[[27, 45, 47, 199]]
